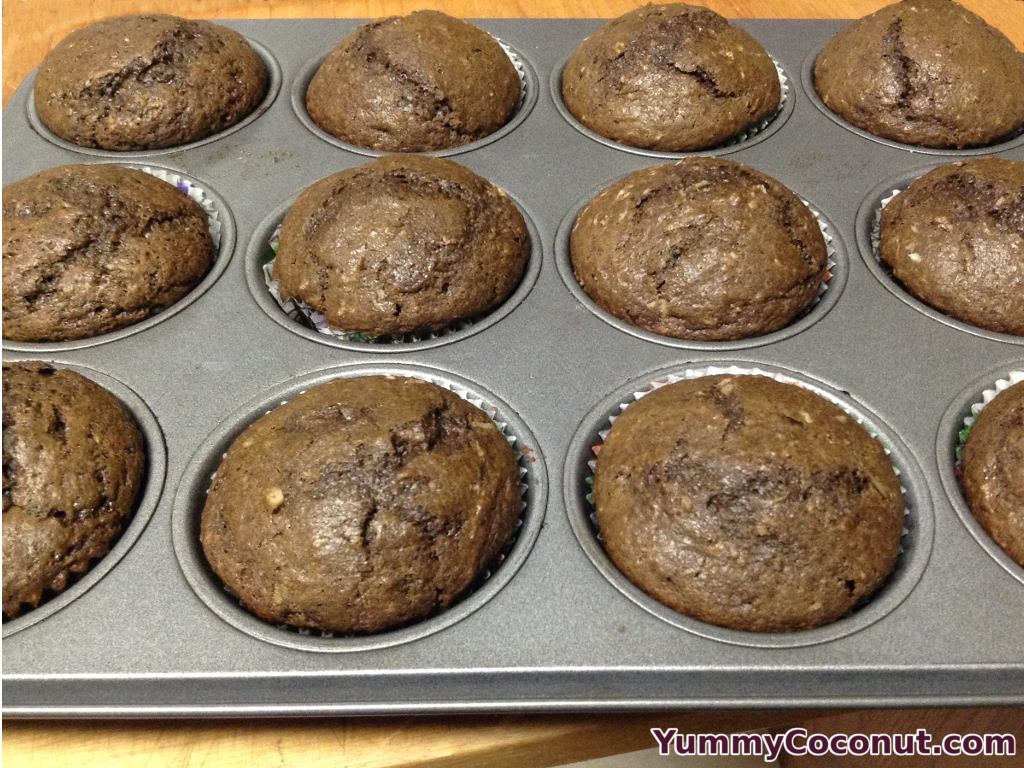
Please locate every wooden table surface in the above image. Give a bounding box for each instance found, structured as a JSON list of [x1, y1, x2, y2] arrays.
[[3, 1, 1023, 766]]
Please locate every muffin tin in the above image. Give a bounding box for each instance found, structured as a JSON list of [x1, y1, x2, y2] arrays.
[[3, 18, 1024, 716]]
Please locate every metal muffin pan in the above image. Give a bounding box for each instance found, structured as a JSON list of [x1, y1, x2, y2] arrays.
[[171, 362, 547, 653], [563, 361, 932, 651], [3, 19, 1024, 716], [1, 363, 167, 639]]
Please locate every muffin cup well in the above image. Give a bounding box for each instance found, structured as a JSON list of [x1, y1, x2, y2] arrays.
[[938, 367, 1024, 587], [555, 179, 847, 351], [292, 38, 538, 157], [856, 167, 1024, 346], [2, 361, 166, 638], [564, 361, 932, 649], [800, 49, 1024, 157], [551, 54, 794, 158], [3, 162, 237, 353], [244, 191, 541, 352], [171, 363, 547, 652], [25, 39, 282, 159]]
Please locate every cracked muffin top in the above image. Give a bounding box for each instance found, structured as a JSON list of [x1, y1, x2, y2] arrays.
[[305, 11, 520, 152], [2, 164, 213, 343], [963, 380, 1024, 568], [272, 155, 529, 338], [879, 157, 1024, 336], [570, 157, 828, 341], [594, 374, 905, 633], [200, 375, 522, 633], [814, 0, 1024, 148], [561, 3, 781, 152], [3, 362, 146, 619], [34, 14, 267, 151]]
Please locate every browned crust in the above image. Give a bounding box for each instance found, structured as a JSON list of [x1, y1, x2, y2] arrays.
[[200, 376, 521, 633], [594, 375, 904, 632]]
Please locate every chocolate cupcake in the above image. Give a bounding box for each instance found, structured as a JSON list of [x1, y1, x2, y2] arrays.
[[593, 374, 905, 633], [272, 155, 529, 338], [878, 157, 1024, 336], [200, 376, 522, 633], [963, 380, 1024, 568], [306, 11, 520, 152], [2, 164, 214, 343], [3, 362, 146, 618], [561, 4, 781, 151], [570, 157, 827, 341], [813, 0, 1024, 148], [34, 14, 267, 151]]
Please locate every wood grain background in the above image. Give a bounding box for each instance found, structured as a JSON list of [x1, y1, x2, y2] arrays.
[[4, 0, 1023, 107]]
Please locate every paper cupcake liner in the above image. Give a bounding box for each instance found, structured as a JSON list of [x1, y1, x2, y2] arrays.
[[137, 166, 223, 252], [262, 225, 476, 343], [583, 365, 911, 616], [202, 375, 531, 639], [497, 38, 529, 116], [954, 370, 1024, 469], [869, 187, 903, 276], [717, 59, 790, 149]]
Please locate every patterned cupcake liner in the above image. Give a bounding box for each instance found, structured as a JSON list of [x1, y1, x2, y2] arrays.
[[954, 370, 1024, 469], [136, 166, 223, 252], [202, 373, 531, 639], [583, 365, 911, 616]]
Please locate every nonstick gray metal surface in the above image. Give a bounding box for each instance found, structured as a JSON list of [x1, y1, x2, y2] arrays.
[[3, 18, 1024, 716]]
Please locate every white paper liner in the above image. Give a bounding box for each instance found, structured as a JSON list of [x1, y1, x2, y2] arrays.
[[203, 375, 531, 638], [870, 187, 903, 273], [262, 224, 476, 343], [717, 59, 790, 148], [583, 366, 911, 619], [497, 38, 528, 115], [955, 371, 1024, 464], [137, 166, 223, 252]]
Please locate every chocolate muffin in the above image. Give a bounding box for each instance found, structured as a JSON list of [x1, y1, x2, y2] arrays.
[[200, 376, 521, 633], [34, 14, 267, 151], [570, 158, 828, 341], [878, 158, 1024, 336], [963, 380, 1024, 568], [273, 155, 529, 338], [3, 164, 214, 343], [306, 11, 520, 152], [3, 362, 146, 619], [594, 374, 905, 633], [561, 4, 781, 151], [813, 0, 1024, 148]]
